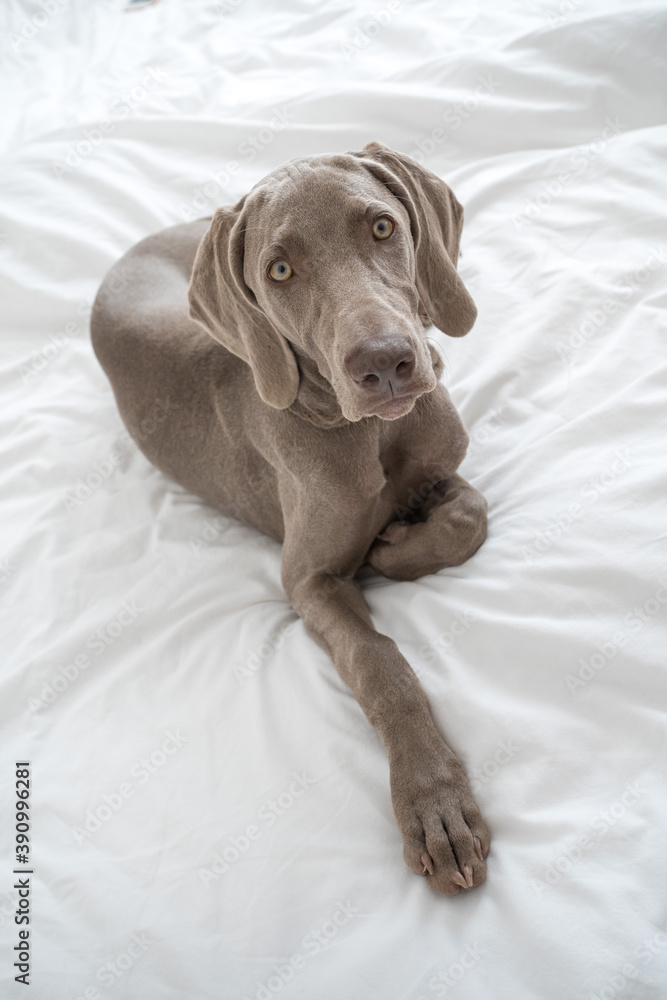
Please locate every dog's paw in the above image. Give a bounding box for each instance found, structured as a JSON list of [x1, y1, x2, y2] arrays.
[[389, 742, 490, 896], [367, 523, 424, 581]]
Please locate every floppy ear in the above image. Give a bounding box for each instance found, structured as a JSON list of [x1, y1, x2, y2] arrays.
[[350, 140, 477, 338], [188, 203, 300, 409]]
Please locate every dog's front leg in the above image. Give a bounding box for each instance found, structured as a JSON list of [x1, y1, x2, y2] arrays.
[[280, 487, 490, 895], [368, 473, 488, 582]]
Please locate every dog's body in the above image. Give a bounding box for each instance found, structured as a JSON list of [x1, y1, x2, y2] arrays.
[[91, 142, 491, 895]]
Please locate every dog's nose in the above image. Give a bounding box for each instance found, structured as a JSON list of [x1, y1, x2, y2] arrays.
[[345, 339, 416, 393]]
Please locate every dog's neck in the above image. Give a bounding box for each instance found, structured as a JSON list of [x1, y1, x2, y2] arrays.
[[288, 347, 351, 428]]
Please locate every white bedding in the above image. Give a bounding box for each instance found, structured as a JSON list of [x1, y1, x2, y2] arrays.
[[1, 1, 666, 997]]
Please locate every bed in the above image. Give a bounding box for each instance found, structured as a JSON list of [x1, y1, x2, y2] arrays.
[[1, 0, 666, 997]]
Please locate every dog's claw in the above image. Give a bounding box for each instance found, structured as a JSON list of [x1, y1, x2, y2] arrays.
[[474, 836, 484, 861], [394, 748, 490, 896]]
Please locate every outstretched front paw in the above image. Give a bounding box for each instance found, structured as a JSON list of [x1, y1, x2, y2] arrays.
[[390, 743, 490, 895]]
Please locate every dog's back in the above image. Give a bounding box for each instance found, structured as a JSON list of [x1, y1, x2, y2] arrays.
[[91, 219, 283, 536]]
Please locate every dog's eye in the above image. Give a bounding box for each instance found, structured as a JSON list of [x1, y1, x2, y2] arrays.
[[268, 260, 293, 282], [372, 217, 394, 240]]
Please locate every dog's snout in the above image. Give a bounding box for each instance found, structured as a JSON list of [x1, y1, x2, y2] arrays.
[[345, 339, 416, 393]]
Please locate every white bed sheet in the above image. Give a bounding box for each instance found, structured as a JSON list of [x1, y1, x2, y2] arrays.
[[1, 1, 666, 997]]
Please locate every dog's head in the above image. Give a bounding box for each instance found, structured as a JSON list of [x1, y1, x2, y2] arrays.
[[188, 140, 476, 422]]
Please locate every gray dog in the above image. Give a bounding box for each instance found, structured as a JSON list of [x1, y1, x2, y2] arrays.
[[91, 140, 490, 896]]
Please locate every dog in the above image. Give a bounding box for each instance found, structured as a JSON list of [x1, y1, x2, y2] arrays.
[[91, 140, 490, 895]]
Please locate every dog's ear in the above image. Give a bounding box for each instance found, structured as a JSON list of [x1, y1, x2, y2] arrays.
[[350, 140, 477, 338], [188, 203, 300, 409]]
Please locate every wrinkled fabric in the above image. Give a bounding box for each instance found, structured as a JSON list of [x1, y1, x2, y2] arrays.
[[1, 1, 666, 998]]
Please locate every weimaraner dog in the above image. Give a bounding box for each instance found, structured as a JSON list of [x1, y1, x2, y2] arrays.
[[91, 140, 490, 896]]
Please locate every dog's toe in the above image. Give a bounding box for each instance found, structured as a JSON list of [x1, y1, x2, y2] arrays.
[[392, 748, 490, 896]]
